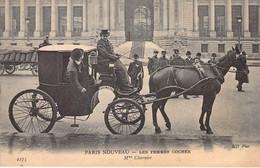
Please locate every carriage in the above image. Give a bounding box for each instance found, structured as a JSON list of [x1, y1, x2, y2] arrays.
[[8, 45, 146, 135], [0, 47, 38, 76]]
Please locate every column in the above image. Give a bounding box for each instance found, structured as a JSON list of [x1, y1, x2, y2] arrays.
[[94, 0, 100, 30], [118, 1, 125, 31], [102, 0, 109, 29], [226, 0, 233, 37], [153, 1, 160, 30], [178, 0, 183, 30], [3, 0, 10, 37], [163, 0, 168, 30], [209, 0, 216, 37], [193, 0, 199, 36], [65, 0, 72, 37], [81, 0, 88, 36], [34, 0, 41, 37], [169, 0, 175, 31], [243, 0, 250, 37], [18, 0, 26, 37], [49, 0, 57, 37], [258, 5, 260, 36], [110, 0, 115, 30]]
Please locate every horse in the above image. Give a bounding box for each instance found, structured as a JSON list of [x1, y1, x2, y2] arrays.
[[149, 47, 243, 134]]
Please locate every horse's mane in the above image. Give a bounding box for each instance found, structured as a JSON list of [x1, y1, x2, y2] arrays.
[[217, 50, 234, 65]]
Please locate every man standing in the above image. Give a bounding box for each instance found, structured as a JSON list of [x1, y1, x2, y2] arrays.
[[39, 35, 51, 48], [184, 51, 194, 66], [170, 49, 185, 66], [159, 50, 170, 67], [97, 30, 132, 91], [148, 50, 159, 75], [208, 53, 217, 64], [235, 51, 249, 92], [128, 54, 144, 90]]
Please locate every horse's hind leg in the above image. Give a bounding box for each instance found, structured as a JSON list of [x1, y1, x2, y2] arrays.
[[205, 94, 216, 134], [152, 102, 162, 133], [159, 99, 171, 130]]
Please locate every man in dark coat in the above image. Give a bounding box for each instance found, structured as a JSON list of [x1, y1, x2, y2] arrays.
[[128, 54, 144, 90], [235, 51, 249, 92], [170, 49, 185, 66], [184, 51, 194, 66], [39, 35, 51, 48], [208, 53, 217, 64], [148, 50, 159, 75], [97, 30, 132, 91], [159, 50, 170, 67]]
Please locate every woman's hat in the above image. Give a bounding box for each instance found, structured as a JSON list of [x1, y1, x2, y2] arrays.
[[186, 51, 191, 55], [211, 53, 217, 57], [133, 54, 139, 59], [100, 29, 110, 36]]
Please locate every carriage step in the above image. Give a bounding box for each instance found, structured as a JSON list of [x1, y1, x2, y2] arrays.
[[70, 124, 79, 127]]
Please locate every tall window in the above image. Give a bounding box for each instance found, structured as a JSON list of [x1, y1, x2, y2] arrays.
[[232, 5, 242, 37], [215, 6, 225, 37], [27, 7, 35, 36], [0, 7, 4, 36], [73, 6, 83, 37], [58, 7, 67, 37], [198, 5, 209, 37], [201, 44, 208, 53], [43, 7, 51, 36], [218, 44, 225, 53], [12, 7, 20, 37], [252, 44, 259, 53], [249, 5, 258, 37]]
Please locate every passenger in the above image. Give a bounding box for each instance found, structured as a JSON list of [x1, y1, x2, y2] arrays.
[[158, 50, 170, 68], [170, 49, 185, 66], [194, 53, 206, 79], [235, 51, 249, 92], [184, 51, 194, 66], [65, 48, 86, 93], [39, 35, 51, 48], [128, 54, 144, 90], [208, 53, 217, 64], [97, 29, 133, 92], [147, 50, 159, 75]]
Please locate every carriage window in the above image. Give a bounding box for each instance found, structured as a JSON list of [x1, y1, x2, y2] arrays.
[[201, 44, 208, 53], [218, 44, 225, 53], [252, 44, 259, 53]]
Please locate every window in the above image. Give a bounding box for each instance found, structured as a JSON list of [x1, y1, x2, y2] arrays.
[[0, 7, 4, 36], [252, 44, 259, 53], [215, 6, 225, 37], [198, 6, 209, 37], [43, 7, 51, 36], [249, 6, 258, 37], [27, 7, 35, 37], [218, 44, 225, 53], [232, 5, 242, 37], [201, 44, 208, 53], [73, 6, 83, 37], [12, 7, 20, 37], [58, 7, 67, 37]]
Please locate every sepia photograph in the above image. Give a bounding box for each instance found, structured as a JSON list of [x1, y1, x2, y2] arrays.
[[0, 0, 260, 167]]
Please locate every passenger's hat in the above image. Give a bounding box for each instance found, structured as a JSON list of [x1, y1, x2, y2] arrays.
[[211, 53, 217, 57], [133, 54, 139, 59], [100, 29, 110, 36], [186, 51, 191, 55], [153, 50, 159, 53], [196, 52, 202, 57], [71, 48, 83, 60], [174, 49, 179, 54]]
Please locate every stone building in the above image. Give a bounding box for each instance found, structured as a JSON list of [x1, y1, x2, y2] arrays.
[[0, 0, 259, 57]]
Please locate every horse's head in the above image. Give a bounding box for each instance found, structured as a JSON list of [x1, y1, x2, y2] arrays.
[[228, 46, 244, 68]]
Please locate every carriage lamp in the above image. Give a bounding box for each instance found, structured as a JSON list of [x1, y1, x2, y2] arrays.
[[237, 15, 242, 23], [89, 51, 98, 65]]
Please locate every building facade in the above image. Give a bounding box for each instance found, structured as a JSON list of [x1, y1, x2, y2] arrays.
[[0, 0, 259, 57]]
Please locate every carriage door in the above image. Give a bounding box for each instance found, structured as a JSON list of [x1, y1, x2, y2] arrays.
[[125, 0, 154, 41]]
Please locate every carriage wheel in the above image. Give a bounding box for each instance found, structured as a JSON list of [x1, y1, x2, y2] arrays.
[[5, 65, 15, 74], [104, 98, 145, 135], [31, 65, 38, 76], [9, 89, 57, 133], [0, 64, 4, 75]]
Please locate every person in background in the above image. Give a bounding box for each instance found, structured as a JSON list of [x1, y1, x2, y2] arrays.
[[170, 49, 185, 66], [97, 29, 133, 92], [208, 53, 217, 64], [128, 54, 144, 90], [235, 51, 249, 92], [148, 50, 159, 75], [184, 51, 194, 66], [39, 35, 51, 48], [159, 50, 170, 68]]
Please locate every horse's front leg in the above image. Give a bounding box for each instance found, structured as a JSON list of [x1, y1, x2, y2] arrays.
[[199, 110, 206, 131], [203, 94, 216, 134], [159, 100, 171, 130], [152, 102, 162, 133]]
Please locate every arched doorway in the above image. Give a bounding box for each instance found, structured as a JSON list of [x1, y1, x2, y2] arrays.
[[125, 0, 154, 41]]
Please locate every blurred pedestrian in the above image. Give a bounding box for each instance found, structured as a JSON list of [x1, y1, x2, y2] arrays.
[[148, 50, 159, 75], [185, 51, 194, 66], [170, 49, 185, 66], [159, 50, 170, 67], [235, 51, 249, 92]]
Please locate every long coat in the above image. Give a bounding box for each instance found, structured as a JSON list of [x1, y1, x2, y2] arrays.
[[148, 56, 159, 74], [235, 55, 249, 83], [128, 60, 144, 89], [185, 57, 194, 66], [159, 57, 170, 67], [170, 56, 185, 66]]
